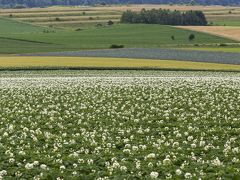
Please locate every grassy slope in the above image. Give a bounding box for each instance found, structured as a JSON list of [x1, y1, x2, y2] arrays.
[[0, 17, 52, 34], [0, 17, 64, 53], [0, 17, 235, 54], [0, 56, 240, 71]]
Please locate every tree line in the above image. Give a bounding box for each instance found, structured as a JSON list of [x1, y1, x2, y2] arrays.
[[0, 0, 239, 8], [121, 9, 208, 25]]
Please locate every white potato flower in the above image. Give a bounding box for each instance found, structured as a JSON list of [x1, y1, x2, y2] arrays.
[[185, 172, 192, 179], [176, 169, 182, 175], [40, 164, 48, 170], [25, 163, 34, 170], [150, 171, 159, 179]]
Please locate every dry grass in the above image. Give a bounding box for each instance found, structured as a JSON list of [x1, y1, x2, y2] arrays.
[[0, 56, 240, 71], [176, 26, 240, 41]]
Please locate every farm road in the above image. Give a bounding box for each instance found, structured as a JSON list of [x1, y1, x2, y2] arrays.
[[22, 48, 240, 65]]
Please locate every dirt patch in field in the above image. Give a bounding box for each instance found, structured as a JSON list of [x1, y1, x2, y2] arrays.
[[176, 26, 240, 42]]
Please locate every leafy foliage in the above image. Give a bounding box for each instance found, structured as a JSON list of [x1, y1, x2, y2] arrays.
[[121, 9, 208, 26], [0, 71, 240, 179], [189, 34, 195, 41]]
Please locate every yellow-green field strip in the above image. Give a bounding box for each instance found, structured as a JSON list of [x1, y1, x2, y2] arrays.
[[0, 57, 240, 71]]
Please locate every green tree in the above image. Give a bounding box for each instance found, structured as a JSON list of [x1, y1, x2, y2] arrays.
[[189, 34, 195, 41]]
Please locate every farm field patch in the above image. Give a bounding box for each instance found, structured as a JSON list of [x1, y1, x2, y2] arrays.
[[0, 70, 240, 179], [207, 14, 240, 26], [0, 23, 235, 54], [0, 56, 240, 71], [0, 17, 52, 34], [176, 26, 240, 42], [28, 48, 240, 65], [1, 5, 240, 29]]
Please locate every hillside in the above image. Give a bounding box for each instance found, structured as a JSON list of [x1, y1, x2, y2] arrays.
[[0, 17, 53, 34], [0, 0, 239, 8], [0, 17, 235, 54]]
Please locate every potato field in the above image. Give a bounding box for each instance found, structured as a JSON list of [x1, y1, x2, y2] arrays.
[[0, 71, 239, 179]]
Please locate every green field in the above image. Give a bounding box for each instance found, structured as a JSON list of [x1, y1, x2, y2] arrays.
[[212, 21, 240, 26], [0, 5, 239, 54], [0, 17, 236, 54], [0, 17, 53, 34], [0, 5, 240, 179], [1, 70, 240, 179], [207, 15, 240, 26]]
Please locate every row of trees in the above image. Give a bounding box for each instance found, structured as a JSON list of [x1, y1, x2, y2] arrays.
[[121, 9, 208, 25], [0, 0, 239, 8]]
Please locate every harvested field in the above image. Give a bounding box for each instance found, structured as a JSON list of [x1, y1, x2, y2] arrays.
[[24, 48, 240, 65], [176, 26, 240, 41]]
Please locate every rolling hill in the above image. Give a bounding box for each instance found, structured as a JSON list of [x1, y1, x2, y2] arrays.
[[0, 17, 236, 54]]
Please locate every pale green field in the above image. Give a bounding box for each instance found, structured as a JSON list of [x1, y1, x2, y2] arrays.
[[0, 56, 240, 71]]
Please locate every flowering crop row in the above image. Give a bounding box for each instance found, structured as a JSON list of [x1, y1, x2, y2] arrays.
[[0, 71, 239, 179]]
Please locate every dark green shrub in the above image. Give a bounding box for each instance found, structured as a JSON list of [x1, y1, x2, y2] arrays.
[[219, 43, 228, 47], [107, 20, 114, 26], [110, 44, 124, 49], [189, 34, 195, 41]]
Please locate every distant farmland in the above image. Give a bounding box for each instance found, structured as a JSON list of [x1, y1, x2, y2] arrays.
[[1, 5, 240, 29], [0, 20, 235, 54], [176, 26, 240, 42]]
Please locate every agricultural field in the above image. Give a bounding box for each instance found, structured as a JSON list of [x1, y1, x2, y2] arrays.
[[0, 3, 240, 179], [176, 26, 240, 42], [0, 4, 239, 55], [1, 5, 240, 29], [1, 56, 240, 71], [0, 21, 236, 54], [0, 70, 240, 179], [179, 47, 240, 53], [27, 48, 240, 65]]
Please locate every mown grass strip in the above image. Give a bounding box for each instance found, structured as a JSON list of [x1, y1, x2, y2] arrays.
[[0, 56, 240, 71]]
